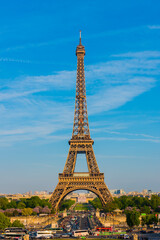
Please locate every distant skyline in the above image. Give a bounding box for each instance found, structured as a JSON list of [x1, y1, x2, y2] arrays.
[[0, 0, 160, 194], [0, 188, 158, 195]]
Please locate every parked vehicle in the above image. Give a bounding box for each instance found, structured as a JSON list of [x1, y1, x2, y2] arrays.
[[32, 230, 53, 239], [3, 227, 28, 239], [72, 230, 89, 237], [119, 234, 130, 239]]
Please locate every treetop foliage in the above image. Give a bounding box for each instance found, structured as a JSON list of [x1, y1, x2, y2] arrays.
[[0, 212, 11, 230], [90, 195, 160, 213], [60, 199, 75, 211], [0, 212, 25, 230], [126, 209, 140, 228], [11, 220, 24, 228], [0, 196, 52, 210], [0, 196, 52, 216]]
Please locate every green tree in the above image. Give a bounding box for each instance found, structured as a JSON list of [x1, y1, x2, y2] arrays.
[[115, 196, 151, 211], [7, 200, 17, 209], [141, 216, 147, 226], [25, 196, 41, 208], [141, 197, 150, 208], [151, 195, 160, 211], [89, 198, 102, 209], [103, 201, 119, 212], [22, 208, 33, 216], [0, 212, 11, 230], [13, 210, 20, 216], [118, 196, 130, 209], [0, 197, 9, 210], [23, 196, 52, 209], [12, 220, 24, 228], [131, 197, 140, 208], [17, 202, 26, 209], [126, 210, 140, 228], [60, 200, 75, 211], [141, 206, 151, 214], [40, 199, 52, 208], [144, 214, 158, 226]]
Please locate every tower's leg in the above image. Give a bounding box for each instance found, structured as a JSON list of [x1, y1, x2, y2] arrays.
[[49, 182, 68, 211], [86, 146, 100, 174], [63, 146, 77, 174]]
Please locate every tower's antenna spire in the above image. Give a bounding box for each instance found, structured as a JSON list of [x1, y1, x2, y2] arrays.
[[79, 30, 82, 45]]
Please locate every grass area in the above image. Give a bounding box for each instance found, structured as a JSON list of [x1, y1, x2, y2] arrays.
[[74, 203, 91, 211]]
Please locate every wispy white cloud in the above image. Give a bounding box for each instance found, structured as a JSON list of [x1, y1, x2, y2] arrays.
[[0, 50, 159, 146], [88, 77, 155, 114], [95, 136, 160, 143], [0, 133, 69, 147], [95, 154, 158, 160], [1, 25, 147, 53], [148, 25, 160, 29], [24, 70, 76, 89], [0, 89, 46, 101], [124, 132, 160, 139], [3, 36, 74, 52], [0, 58, 32, 63], [1, 50, 159, 99], [112, 51, 160, 58], [92, 126, 160, 143]]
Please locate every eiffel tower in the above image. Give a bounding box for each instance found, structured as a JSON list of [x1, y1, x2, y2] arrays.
[[50, 32, 112, 211]]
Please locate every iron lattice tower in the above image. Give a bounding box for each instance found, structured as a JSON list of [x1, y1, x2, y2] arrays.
[[50, 32, 112, 210]]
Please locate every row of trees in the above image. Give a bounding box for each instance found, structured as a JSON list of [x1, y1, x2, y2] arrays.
[[141, 214, 158, 226], [0, 197, 75, 216], [90, 195, 160, 228], [0, 206, 53, 217], [90, 195, 160, 213], [0, 196, 54, 217], [126, 209, 158, 228], [0, 196, 52, 210], [0, 212, 24, 230]]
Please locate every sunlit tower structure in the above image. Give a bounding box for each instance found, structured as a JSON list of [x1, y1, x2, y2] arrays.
[[50, 32, 112, 211]]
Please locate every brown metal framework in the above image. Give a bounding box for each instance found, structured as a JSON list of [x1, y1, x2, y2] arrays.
[[50, 33, 112, 211]]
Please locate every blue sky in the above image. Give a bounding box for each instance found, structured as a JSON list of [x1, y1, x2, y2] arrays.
[[0, 0, 160, 194]]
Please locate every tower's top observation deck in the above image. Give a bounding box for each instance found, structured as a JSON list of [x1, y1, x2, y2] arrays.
[[76, 31, 85, 56]]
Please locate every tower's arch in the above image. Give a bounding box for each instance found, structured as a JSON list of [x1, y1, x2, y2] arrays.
[[56, 186, 105, 210], [50, 173, 112, 211]]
